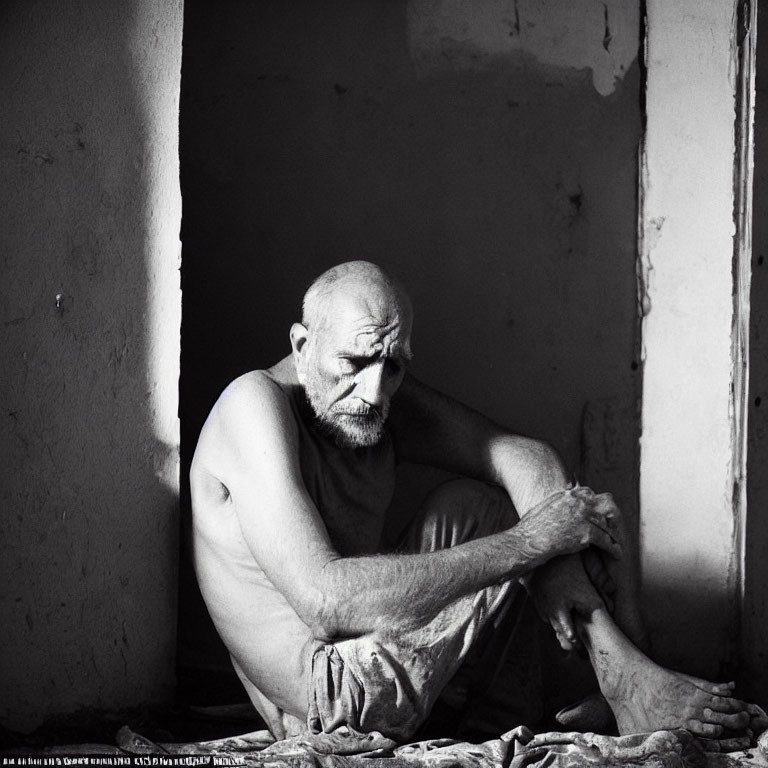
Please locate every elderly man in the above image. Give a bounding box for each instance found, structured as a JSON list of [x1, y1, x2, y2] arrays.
[[190, 261, 753, 743]]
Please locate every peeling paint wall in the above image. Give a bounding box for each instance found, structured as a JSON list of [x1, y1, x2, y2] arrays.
[[742, 0, 768, 703], [639, 0, 741, 674], [0, 0, 183, 732], [407, 0, 638, 96], [179, 0, 642, 689]]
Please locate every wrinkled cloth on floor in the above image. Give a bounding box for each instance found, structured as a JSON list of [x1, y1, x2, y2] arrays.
[[110, 725, 768, 768]]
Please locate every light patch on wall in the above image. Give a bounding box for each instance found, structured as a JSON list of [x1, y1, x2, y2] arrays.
[[130, 2, 183, 494], [637, 0, 740, 671], [406, 0, 639, 95], [146, 233, 182, 492]]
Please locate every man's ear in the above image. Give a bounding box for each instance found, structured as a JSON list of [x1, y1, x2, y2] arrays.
[[290, 322, 308, 354], [290, 323, 309, 381]]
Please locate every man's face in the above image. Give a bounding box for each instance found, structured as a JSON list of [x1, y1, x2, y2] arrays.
[[298, 292, 412, 449]]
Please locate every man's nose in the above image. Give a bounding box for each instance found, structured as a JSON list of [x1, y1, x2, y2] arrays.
[[353, 362, 387, 408]]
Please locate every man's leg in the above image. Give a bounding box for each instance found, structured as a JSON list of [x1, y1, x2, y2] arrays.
[[231, 655, 307, 740], [526, 495, 756, 737], [308, 479, 522, 741], [582, 505, 649, 652], [527, 493, 649, 654], [559, 559, 752, 738]]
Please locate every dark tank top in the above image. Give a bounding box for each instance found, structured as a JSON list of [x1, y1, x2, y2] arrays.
[[279, 379, 397, 556]]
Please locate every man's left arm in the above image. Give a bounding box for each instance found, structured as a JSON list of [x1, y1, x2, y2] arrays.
[[389, 373, 569, 505], [388, 373, 614, 649]]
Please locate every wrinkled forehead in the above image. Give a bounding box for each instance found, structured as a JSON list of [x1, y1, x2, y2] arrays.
[[318, 290, 413, 358]]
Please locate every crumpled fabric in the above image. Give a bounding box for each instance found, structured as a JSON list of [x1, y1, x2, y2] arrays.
[[113, 725, 768, 768], [508, 729, 763, 768]]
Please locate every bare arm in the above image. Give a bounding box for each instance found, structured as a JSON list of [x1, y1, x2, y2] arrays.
[[388, 373, 570, 511], [204, 373, 619, 641], [388, 374, 623, 648]]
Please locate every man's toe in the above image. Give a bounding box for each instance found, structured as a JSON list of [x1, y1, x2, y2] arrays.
[[702, 708, 750, 730], [708, 695, 745, 714], [688, 720, 723, 738]]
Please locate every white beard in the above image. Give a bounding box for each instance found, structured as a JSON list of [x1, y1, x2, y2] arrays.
[[303, 369, 388, 449]]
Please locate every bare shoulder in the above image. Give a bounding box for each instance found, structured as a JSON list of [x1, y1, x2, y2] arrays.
[[193, 366, 301, 484], [216, 369, 290, 419], [207, 370, 290, 432]]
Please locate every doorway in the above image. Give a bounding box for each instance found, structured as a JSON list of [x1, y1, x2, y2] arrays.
[[176, 0, 643, 708]]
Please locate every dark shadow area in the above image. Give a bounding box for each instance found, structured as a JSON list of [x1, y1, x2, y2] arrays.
[[0, 705, 261, 752], [177, 0, 642, 720]]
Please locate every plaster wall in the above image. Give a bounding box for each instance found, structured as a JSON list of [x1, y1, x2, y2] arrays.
[[639, 0, 740, 673], [179, 0, 642, 688], [742, 0, 768, 702], [0, 0, 183, 732]]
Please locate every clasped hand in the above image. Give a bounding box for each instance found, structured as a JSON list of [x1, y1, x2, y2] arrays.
[[517, 485, 623, 650], [517, 485, 623, 562]]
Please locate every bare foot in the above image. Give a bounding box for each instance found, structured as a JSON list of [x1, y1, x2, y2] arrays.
[[677, 673, 735, 697], [609, 600, 651, 654], [676, 676, 768, 735], [602, 661, 749, 738], [579, 604, 757, 740]]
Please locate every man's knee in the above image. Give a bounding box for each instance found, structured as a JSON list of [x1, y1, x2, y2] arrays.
[[309, 640, 425, 741], [414, 478, 518, 552]]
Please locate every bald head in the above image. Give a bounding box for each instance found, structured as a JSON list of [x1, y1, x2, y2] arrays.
[[292, 262, 413, 448], [301, 261, 412, 337]]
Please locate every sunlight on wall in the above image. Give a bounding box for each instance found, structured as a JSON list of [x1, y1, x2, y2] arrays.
[[639, 0, 741, 673], [0, 0, 183, 732], [133, 2, 183, 492]]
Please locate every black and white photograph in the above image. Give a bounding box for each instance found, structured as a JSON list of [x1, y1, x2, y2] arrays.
[[2, 2, 768, 767]]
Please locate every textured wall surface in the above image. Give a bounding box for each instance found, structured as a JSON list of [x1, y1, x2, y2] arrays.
[[638, 0, 740, 674], [743, 0, 768, 703], [407, 0, 638, 96], [0, 0, 183, 732], [178, 0, 642, 691]]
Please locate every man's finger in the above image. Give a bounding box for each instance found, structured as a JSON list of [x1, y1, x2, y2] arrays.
[[570, 486, 596, 500], [584, 510, 618, 539], [590, 526, 622, 559], [552, 611, 579, 650], [582, 549, 615, 588], [592, 493, 619, 514]]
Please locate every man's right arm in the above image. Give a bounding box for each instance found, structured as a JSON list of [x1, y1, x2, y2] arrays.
[[201, 372, 621, 641]]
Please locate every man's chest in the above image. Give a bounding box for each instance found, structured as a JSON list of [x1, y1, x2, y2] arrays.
[[298, 434, 396, 556]]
